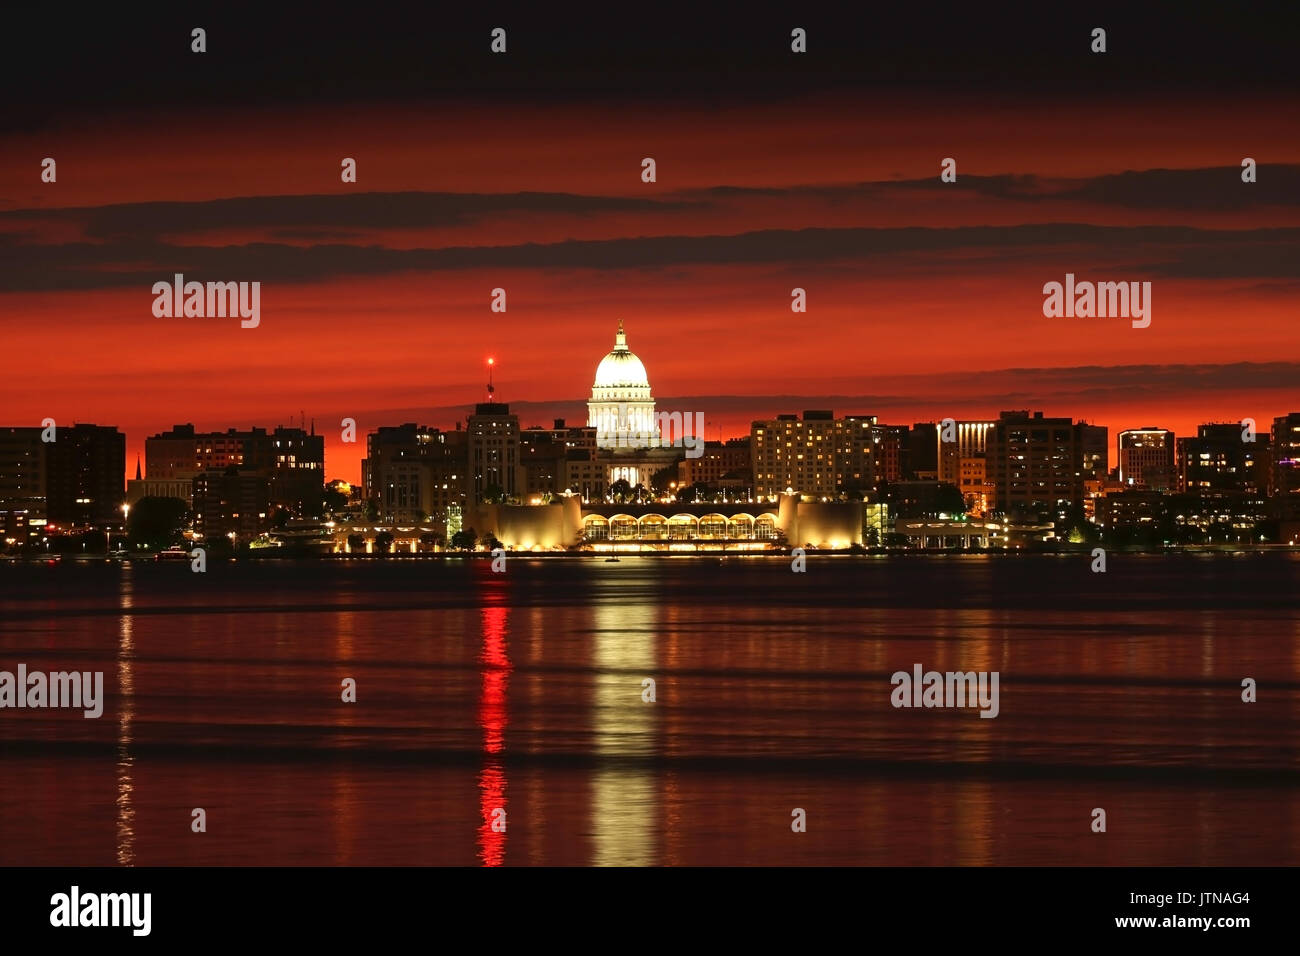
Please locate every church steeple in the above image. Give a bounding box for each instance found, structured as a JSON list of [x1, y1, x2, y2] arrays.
[[134, 455, 142, 481]]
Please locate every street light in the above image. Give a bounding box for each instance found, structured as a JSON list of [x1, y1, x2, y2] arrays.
[[121, 503, 130, 552]]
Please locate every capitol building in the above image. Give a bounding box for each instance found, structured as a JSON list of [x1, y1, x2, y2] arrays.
[[587, 321, 677, 488], [588, 320, 658, 450]]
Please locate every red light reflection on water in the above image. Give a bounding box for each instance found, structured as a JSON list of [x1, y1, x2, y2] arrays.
[[477, 576, 511, 866]]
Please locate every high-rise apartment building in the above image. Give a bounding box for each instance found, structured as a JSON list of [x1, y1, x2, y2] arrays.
[[362, 423, 468, 522], [1118, 427, 1175, 491], [467, 403, 524, 503], [1176, 423, 1268, 495], [986, 410, 1104, 518], [44, 424, 126, 526], [751, 411, 876, 500]]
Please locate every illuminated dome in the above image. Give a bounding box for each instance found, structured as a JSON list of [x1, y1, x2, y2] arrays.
[[588, 320, 657, 450], [594, 320, 649, 388]]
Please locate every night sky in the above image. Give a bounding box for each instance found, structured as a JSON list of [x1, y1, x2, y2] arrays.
[[2, 9, 1297, 483]]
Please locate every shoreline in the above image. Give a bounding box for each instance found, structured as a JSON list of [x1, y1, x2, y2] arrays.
[[4, 544, 1299, 564]]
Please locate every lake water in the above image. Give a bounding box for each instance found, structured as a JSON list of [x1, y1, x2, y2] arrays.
[[2, 553, 1298, 866]]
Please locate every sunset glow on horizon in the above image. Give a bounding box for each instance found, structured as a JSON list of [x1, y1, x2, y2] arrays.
[[3, 90, 1298, 485]]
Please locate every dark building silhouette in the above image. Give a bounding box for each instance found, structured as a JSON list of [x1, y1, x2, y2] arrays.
[[44, 424, 125, 526], [192, 468, 270, 540], [1176, 423, 1268, 495]]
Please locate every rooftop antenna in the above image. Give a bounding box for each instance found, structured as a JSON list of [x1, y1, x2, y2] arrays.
[[487, 357, 496, 402]]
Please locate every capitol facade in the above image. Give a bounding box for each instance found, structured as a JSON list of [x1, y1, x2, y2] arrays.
[[587, 320, 660, 451], [587, 321, 674, 488]]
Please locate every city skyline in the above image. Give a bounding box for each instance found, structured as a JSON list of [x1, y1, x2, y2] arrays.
[[7, 318, 1294, 539], [6, 315, 1296, 488], [13, 386, 1297, 490]]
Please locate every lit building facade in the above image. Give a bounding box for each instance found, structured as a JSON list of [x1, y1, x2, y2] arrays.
[[936, 420, 995, 515], [1271, 413, 1300, 534], [677, 438, 752, 489], [362, 423, 467, 522], [751, 411, 877, 500], [1270, 413, 1300, 497], [870, 424, 908, 485], [583, 321, 680, 491], [986, 410, 1106, 519], [588, 321, 658, 451], [126, 453, 191, 505], [467, 403, 524, 503], [144, 423, 323, 513], [1176, 423, 1268, 495], [1118, 427, 1175, 490], [564, 455, 609, 501], [457, 493, 863, 552], [521, 421, 598, 500]]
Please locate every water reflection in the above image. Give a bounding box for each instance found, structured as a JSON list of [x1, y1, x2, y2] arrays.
[[477, 572, 510, 866], [115, 564, 135, 867], [589, 593, 659, 866], [2, 556, 1295, 866], [954, 779, 992, 865], [333, 608, 358, 865]]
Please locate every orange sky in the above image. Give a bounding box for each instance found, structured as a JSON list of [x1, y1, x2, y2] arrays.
[[2, 91, 1298, 483]]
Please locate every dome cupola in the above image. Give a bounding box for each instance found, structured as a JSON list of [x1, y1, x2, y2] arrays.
[[594, 320, 650, 388]]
